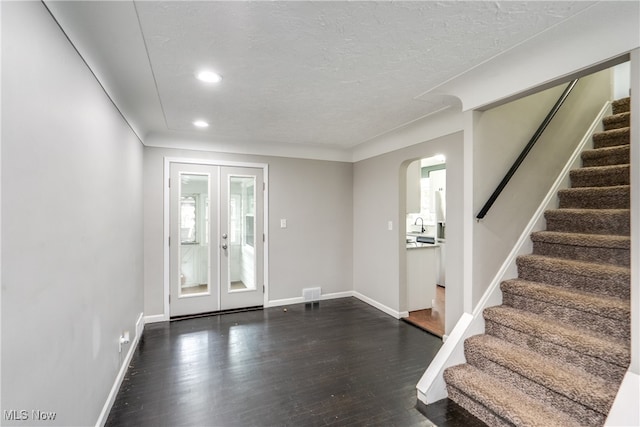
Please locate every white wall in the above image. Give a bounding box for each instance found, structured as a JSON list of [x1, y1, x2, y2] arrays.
[[1, 2, 144, 426], [353, 131, 464, 333], [144, 147, 353, 317]]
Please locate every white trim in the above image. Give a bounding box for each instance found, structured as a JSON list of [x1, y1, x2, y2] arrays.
[[146, 132, 352, 163], [162, 157, 269, 320], [265, 296, 305, 307], [605, 371, 640, 426], [628, 48, 640, 375], [462, 111, 477, 315], [263, 164, 270, 307], [216, 166, 222, 308], [143, 314, 166, 324], [352, 291, 404, 319], [0, 2, 3, 410], [96, 312, 144, 427], [416, 101, 611, 404], [266, 291, 354, 308], [607, 49, 640, 425], [267, 291, 407, 321], [416, 312, 474, 404]]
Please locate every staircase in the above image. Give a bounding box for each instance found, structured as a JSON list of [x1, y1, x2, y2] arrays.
[[443, 97, 631, 427]]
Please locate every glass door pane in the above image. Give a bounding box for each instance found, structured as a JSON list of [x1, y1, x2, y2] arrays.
[[179, 173, 210, 296], [228, 175, 256, 292]]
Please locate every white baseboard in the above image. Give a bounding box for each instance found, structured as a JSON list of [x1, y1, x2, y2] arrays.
[[144, 313, 168, 324], [268, 291, 407, 322], [321, 291, 353, 301], [266, 291, 354, 308], [95, 312, 144, 427], [352, 291, 403, 319], [266, 296, 305, 307]]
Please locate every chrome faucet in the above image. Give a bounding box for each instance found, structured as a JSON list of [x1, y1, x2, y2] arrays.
[[414, 217, 425, 233]]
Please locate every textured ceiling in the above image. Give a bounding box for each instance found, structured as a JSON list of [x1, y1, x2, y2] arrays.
[[47, 1, 597, 151]]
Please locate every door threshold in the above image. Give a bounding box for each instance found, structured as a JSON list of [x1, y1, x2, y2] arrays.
[[170, 305, 263, 322]]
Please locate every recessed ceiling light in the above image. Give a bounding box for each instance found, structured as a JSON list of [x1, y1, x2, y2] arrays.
[[193, 120, 209, 128], [196, 70, 222, 84]]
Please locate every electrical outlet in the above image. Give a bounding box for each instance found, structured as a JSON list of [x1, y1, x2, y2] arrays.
[[118, 331, 130, 353]]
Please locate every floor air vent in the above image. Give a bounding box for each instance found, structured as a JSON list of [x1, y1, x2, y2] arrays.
[[302, 287, 321, 302]]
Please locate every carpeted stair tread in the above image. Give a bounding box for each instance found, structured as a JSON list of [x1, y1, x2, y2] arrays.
[[557, 185, 630, 209], [517, 254, 630, 298], [544, 208, 629, 235], [603, 111, 631, 130], [581, 145, 630, 167], [611, 97, 630, 114], [501, 278, 629, 322], [531, 230, 630, 250], [444, 364, 582, 427], [500, 279, 630, 340], [569, 164, 629, 188], [592, 127, 630, 149], [531, 230, 630, 267], [483, 306, 630, 369], [464, 335, 617, 419]]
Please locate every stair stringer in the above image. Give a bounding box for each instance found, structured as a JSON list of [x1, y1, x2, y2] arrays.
[[416, 101, 611, 406]]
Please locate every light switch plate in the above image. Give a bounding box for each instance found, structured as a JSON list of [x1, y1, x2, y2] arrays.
[[280, 219, 287, 228]]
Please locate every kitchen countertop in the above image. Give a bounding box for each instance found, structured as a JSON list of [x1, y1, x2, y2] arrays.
[[405, 234, 445, 249], [406, 242, 439, 249]]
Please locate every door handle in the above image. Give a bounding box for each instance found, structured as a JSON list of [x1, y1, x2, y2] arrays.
[[222, 233, 228, 239], [222, 243, 228, 250]]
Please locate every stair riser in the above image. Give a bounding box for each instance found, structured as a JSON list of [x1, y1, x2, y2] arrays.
[[612, 98, 630, 115], [593, 132, 630, 149], [603, 113, 631, 131], [502, 293, 630, 341], [544, 213, 629, 236], [464, 352, 607, 425], [582, 152, 630, 167], [517, 264, 629, 299], [569, 169, 629, 188], [445, 385, 511, 427], [558, 189, 630, 209], [532, 241, 630, 267], [485, 320, 627, 383]]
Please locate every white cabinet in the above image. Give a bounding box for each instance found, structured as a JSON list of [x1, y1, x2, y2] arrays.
[[406, 246, 438, 311]]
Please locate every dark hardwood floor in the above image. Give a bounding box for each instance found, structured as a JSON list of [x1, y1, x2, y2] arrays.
[[106, 297, 447, 426], [417, 398, 487, 427]]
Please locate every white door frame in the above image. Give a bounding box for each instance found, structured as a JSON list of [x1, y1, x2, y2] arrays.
[[162, 156, 269, 321]]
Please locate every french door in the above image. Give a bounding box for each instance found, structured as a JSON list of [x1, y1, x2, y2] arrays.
[[169, 163, 264, 317]]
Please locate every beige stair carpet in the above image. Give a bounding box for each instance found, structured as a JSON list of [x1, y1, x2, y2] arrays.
[[442, 97, 632, 426]]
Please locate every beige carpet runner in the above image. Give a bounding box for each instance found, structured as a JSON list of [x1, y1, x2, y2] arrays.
[[443, 97, 631, 427]]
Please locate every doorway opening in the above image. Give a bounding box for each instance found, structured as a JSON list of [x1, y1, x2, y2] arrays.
[[404, 154, 446, 337]]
